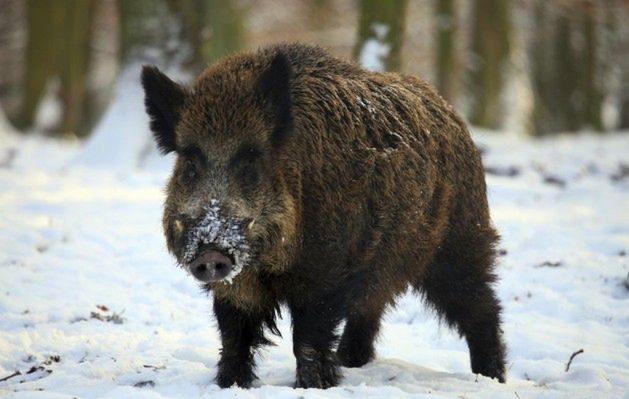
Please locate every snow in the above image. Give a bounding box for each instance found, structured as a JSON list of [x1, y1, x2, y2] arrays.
[[358, 23, 391, 72], [182, 200, 251, 283], [33, 79, 62, 132], [71, 63, 182, 173], [0, 120, 628, 398]]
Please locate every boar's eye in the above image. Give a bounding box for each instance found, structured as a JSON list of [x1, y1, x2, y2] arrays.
[[177, 145, 206, 184], [230, 145, 261, 188], [182, 158, 198, 182], [231, 145, 261, 166]]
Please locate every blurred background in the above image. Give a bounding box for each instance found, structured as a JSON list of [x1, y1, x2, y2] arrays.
[[0, 0, 627, 142]]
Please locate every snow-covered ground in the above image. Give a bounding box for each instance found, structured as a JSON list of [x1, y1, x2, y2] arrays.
[[1, 115, 628, 398]]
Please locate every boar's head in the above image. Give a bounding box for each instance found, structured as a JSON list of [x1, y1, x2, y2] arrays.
[[141, 51, 297, 284]]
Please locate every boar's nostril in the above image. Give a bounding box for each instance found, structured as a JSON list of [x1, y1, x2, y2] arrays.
[[188, 250, 233, 282]]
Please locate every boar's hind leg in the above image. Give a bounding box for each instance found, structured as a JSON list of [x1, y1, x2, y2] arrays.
[[336, 306, 384, 368], [418, 230, 507, 383], [213, 297, 273, 388], [289, 296, 345, 389]]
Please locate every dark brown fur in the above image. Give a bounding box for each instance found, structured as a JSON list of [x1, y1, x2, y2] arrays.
[[142, 43, 506, 389]]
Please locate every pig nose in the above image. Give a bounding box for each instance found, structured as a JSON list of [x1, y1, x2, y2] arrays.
[[188, 249, 233, 282]]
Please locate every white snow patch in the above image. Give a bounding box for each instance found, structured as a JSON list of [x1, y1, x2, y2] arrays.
[[33, 78, 62, 131], [359, 23, 391, 72], [71, 63, 181, 173], [0, 120, 628, 398], [182, 200, 250, 283]]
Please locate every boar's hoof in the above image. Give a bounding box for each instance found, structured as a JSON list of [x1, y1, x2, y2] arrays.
[[216, 358, 255, 388], [295, 353, 340, 389], [188, 250, 233, 282], [471, 351, 506, 383], [336, 342, 374, 368]]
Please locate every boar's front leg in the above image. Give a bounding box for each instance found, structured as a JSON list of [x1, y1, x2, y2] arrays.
[[289, 296, 344, 389], [213, 296, 269, 388]]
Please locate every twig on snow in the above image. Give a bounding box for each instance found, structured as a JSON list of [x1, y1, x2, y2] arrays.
[[0, 370, 21, 383], [565, 349, 584, 372]]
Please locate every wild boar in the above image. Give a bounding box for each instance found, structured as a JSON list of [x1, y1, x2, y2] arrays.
[[141, 43, 506, 389]]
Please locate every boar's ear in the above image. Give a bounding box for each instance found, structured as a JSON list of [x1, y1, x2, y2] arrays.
[[256, 52, 293, 147], [141, 66, 185, 154]]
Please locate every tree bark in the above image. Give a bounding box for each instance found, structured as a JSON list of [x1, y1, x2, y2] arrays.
[[467, 0, 511, 129], [435, 0, 457, 101], [16, 0, 94, 137], [529, 0, 611, 135]]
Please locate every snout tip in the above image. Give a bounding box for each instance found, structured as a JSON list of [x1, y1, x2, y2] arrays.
[[188, 249, 233, 282]]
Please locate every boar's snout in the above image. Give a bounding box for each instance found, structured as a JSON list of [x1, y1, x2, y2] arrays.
[[188, 248, 233, 282]]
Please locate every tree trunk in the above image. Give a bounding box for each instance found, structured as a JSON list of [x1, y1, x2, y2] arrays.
[[353, 0, 408, 72], [15, 0, 57, 131], [529, 0, 611, 135], [579, 3, 604, 131], [57, 0, 94, 137], [467, 0, 511, 129], [435, 0, 457, 101], [199, 0, 245, 65], [15, 0, 94, 137], [120, 0, 245, 73]]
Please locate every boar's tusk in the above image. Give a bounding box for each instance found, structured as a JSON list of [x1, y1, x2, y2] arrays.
[[174, 219, 184, 234]]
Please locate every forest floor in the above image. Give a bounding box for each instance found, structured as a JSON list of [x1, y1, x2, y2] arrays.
[[0, 123, 628, 398]]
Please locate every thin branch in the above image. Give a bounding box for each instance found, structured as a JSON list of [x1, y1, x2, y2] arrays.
[[565, 348, 584, 372], [0, 370, 21, 383]]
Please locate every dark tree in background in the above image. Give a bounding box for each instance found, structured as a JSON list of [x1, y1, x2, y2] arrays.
[[17, 0, 94, 138], [5, 0, 246, 138], [196, 0, 245, 65], [434, 0, 457, 102], [466, 0, 511, 129], [529, 0, 613, 135], [0, 0, 626, 138], [354, 0, 408, 72], [119, 0, 244, 73], [619, 5, 629, 129]]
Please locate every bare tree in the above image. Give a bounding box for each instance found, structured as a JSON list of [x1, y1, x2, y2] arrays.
[[435, 0, 457, 102], [466, 0, 511, 129], [15, 0, 94, 137], [119, 0, 245, 73], [529, 0, 614, 135]]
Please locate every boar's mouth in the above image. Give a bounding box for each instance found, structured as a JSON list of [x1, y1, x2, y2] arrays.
[[181, 201, 251, 283]]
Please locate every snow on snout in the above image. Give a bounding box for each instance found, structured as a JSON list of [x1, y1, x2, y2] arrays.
[[182, 199, 250, 283]]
